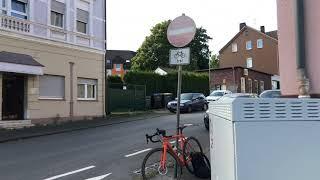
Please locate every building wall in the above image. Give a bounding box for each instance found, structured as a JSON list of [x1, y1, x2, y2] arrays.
[[1, 0, 105, 50], [219, 28, 279, 75], [111, 64, 126, 77], [277, 0, 320, 96], [210, 68, 271, 94], [0, 32, 104, 123]]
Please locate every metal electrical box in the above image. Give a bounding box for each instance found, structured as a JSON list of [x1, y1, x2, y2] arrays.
[[209, 98, 320, 180]]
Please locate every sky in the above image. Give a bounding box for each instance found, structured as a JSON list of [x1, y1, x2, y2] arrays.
[[106, 0, 278, 54]]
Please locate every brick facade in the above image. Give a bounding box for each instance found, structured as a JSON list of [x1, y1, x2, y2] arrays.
[[210, 67, 271, 94]]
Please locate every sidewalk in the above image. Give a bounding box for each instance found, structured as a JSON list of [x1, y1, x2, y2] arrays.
[[0, 110, 170, 143]]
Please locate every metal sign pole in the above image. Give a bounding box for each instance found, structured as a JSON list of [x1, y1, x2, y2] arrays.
[[174, 65, 182, 177]]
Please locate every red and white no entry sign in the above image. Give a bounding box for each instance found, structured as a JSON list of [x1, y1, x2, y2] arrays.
[[167, 15, 196, 48]]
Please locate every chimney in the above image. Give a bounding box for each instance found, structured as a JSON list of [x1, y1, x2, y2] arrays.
[[240, 22, 246, 31], [260, 26, 265, 33]]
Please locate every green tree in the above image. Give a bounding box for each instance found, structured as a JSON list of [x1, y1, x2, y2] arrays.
[[210, 54, 219, 69], [131, 20, 212, 71]]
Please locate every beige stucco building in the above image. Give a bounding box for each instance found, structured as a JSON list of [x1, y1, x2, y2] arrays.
[[0, 0, 106, 128]]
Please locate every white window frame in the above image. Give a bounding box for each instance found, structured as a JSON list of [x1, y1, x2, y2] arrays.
[[77, 80, 97, 101], [231, 43, 238, 53], [50, 10, 64, 28], [248, 78, 253, 93], [260, 81, 265, 93], [254, 80, 259, 94], [246, 57, 253, 68], [246, 40, 252, 50], [241, 77, 246, 93], [10, 0, 28, 19], [257, 39, 263, 49], [76, 20, 87, 34]]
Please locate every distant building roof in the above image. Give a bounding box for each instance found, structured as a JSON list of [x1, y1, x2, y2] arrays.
[[0, 51, 43, 67], [196, 66, 273, 76], [219, 25, 278, 54], [266, 30, 278, 40], [106, 50, 136, 64]]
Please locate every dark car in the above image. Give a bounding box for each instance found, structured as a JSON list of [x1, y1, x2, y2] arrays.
[[167, 93, 208, 113]]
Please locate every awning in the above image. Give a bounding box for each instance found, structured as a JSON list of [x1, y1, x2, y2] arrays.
[[0, 51, 44, 75]]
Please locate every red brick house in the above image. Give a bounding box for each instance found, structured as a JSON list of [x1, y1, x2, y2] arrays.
[[106, 50, 136, 78], [207, 67, 272, 94]]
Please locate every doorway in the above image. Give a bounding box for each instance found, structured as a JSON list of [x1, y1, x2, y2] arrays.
[[2, 74, 25, 120]]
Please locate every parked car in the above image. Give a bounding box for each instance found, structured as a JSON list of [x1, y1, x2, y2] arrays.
[[167, 93, 208, 113], [206, 90, 232, 102], [259, 90, 281, 98], [204, 93, 257, 131], [204, 110, 210, 130]]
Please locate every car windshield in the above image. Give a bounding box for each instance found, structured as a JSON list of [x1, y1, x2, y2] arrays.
[[210, 92, 224, 96], [180, 93, 193, 100]]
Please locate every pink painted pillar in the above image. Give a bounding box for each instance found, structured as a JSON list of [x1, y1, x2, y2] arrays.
[[277, 0, 320, 97]]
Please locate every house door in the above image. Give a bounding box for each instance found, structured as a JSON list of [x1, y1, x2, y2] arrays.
[[2, 74, 25, 120]]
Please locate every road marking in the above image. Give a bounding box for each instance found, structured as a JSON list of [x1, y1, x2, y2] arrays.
[[184, 123, 194, 126], [85, 173, 112, 180], [125, 148, 152, 158], [43, 166, 95, 180]]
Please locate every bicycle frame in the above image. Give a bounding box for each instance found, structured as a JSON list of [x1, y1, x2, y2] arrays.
[[160, 132, 189, 168]]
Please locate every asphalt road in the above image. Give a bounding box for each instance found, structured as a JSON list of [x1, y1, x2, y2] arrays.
[[0, 112, 209, 180]]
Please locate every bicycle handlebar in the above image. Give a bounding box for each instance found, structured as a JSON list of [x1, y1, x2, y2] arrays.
[[145, 128, 166, 144]]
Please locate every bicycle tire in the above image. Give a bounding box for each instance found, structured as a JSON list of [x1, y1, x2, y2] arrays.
[[183, 136, 203, 174], [141, 148, 182, 180]]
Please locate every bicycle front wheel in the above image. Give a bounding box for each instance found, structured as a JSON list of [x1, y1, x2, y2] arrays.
[[141, 148, 182, 180], [183, 136, 203, 174]]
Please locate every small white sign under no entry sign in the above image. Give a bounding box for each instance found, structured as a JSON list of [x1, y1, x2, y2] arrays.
[[169, 48, 190, 65]]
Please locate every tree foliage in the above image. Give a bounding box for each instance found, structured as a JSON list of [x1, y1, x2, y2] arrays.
[[131, 20, 212, 71], [210, 54, 219, 69]]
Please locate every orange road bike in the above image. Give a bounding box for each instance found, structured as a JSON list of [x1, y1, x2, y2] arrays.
[[141, 125, 203, 180]]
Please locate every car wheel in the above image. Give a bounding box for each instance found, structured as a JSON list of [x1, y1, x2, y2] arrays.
[[169, 109, 175, 113], [203, 104, 208, 111], [187, 106, 192, 113]]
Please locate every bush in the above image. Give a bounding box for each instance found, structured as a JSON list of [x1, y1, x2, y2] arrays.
[[124, 71, 209, 96]]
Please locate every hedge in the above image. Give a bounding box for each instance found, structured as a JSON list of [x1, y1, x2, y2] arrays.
[[124, 71, 209, 96]]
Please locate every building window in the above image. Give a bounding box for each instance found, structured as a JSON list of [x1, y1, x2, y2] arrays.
[[248, 78, 253, 93], [246, 57, 253, 68], [51, 11, 63, 27], [77, 21, 87, 34], [115, 64, 121, 71], [232, 43, 237, 52], [77, 78, 97, 100], [11, 0, 27, 19], [77, 8, 89, 34], [241, 77, 246, 93], [257, 39, 263, 49], [39, 75, 65, 99], [260, 81, 265, 93], [254, 80, 259, 94], [246, 41, 252, 50]]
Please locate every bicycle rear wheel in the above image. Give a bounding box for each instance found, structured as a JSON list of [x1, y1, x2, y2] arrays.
[[141, 148, 182, 180], [183, 136, 203, 174]]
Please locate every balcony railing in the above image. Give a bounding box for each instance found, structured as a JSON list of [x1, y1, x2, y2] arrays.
[[0, 15, 30, 33], [0, 15, 105, 50]]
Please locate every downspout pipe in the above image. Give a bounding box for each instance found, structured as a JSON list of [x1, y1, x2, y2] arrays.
[[294, 0, 310, 98]]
